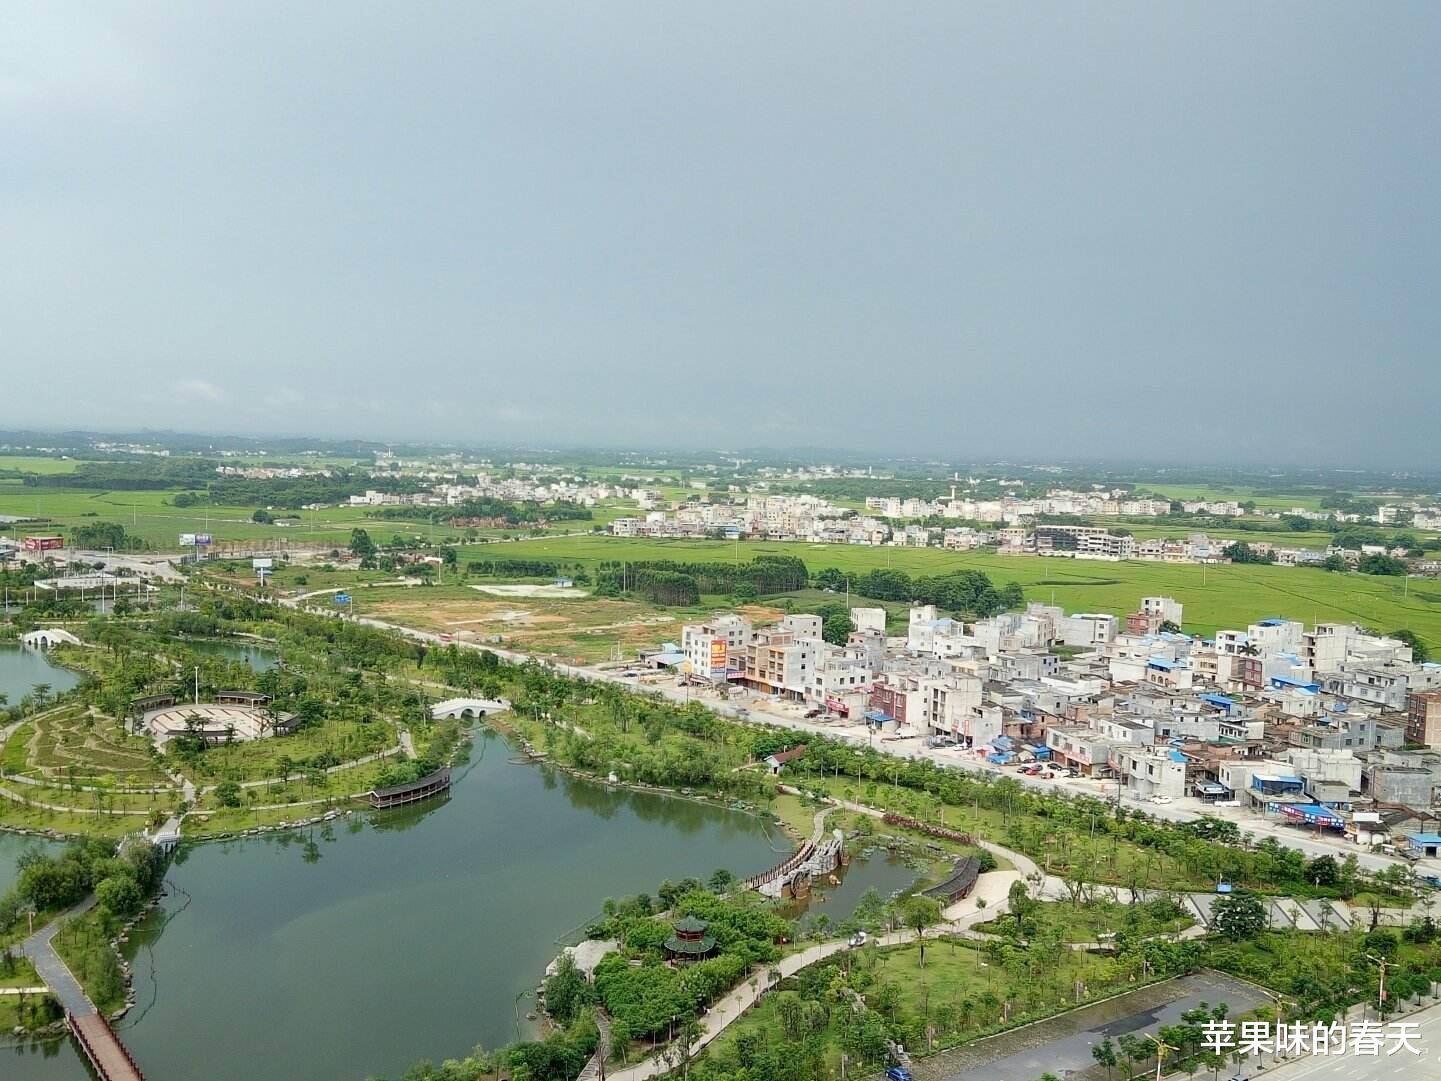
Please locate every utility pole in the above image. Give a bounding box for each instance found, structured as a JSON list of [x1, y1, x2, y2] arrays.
[[193, 665, 200, 705]]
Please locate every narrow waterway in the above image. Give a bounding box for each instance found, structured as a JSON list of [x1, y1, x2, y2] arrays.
[[5, 727, 784, 1081]]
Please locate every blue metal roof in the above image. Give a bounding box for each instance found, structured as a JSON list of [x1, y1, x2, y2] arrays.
[[1282, 803, 1343, 825], [1407, 833, 1441, 845], [1201, 693, 1234, 709], [1167, 749, 1187, 763]]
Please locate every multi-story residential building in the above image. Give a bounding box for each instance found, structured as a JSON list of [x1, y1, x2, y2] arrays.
[[1320, 667, 1411, 711], [1110, 746, 1188, 800], [743, 620, 819, 701], [1055, 613, 1118, 647], [1045, 726, 1118, 776], [681, 615, 751, 682], [1408, 690, 1441, 749]]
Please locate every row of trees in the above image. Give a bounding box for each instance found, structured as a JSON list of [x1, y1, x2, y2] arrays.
[[812, 566, 1024, 616]]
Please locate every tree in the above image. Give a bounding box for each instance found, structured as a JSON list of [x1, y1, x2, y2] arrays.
[[707, 868, 736, 894], [1091, 1036, 1119, 1081], [901, 895, 942, 967], [348, 528, 376, 559], [215, 780, 243, 808], [1390, 629, 1430, 664], [95, 874, 142, 916], [1210, 891, 1267, 940], [251, 509, 273, 524], [814, 604, 854, 645], [1321, 554, 1348, 572], [542, 954, 593, 1025], [1357, 553, 1406, 576]]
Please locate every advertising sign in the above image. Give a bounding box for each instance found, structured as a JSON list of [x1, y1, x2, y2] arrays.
[[22, 535, 64, 552], [193, 533, 213, 546], [252, 558, 274, 570], [179, 534, 196, 546], [709, 638, 728, 677], [334, 593, 351, 605]]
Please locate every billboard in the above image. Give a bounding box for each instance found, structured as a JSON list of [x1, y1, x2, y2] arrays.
[[22, 535, 64, 552], [252, 558, 274, 570], [334, 593, 352, 605], [179, 534, 196, 546], [708, 638, 728, 677]]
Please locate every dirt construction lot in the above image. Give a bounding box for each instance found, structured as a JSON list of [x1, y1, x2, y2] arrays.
[[361, 588, 782, 663]]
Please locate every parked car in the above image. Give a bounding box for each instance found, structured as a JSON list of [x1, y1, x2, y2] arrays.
[[849, 930, 868, 947], [804, 708, 822, 719], [885, 1069, 913, 1081], [1150, 795, 1174, 804]]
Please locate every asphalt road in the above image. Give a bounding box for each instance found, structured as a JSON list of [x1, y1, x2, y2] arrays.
[[1250, 1000, 1441, 1080], [916, 972, 1266, 1081]]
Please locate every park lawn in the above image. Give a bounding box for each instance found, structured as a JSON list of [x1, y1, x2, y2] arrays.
[[457, 535, 1441, 652], [51, 913, 127, 1014], [192, 755, 398, 810], [0, 796, 150, 838], [796, 774, 1214, 892], [179, 717, 400, 785], [19, 705, 173, 787], [702, 935, 1138, 1074], [185, 800, 367, 836], [0, 954, 42, 989], [1205, 928, 1441, 1016], [1, 723, 32, 773], [770, 793, 819, 839], [973, 897, 1193, 943], [0, 780, 175, 814]]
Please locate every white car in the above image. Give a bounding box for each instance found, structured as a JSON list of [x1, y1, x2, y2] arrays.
[[1150, 795, 1174, 805], [849, 931, 868, 948]]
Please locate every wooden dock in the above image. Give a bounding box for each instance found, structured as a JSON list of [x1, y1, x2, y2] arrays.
[[69, 1011, 145, 1081]]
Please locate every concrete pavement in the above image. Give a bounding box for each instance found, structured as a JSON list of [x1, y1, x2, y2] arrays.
[[18, 894, 101, 1017]]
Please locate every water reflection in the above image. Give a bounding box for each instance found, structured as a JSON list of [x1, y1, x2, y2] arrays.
[[96, 727, 778, 1081]]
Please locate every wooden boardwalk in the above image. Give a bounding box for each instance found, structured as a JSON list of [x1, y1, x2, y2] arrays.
[[69, 1011, 146, 1080]]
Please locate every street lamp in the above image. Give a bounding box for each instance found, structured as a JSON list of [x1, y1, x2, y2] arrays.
[[1144, 1033, 1176, 1081]]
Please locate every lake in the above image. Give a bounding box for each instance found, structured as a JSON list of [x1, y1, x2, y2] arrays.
[[0, 644, 81, 706], [0, 831, 62, 897], [183, 638, 280, 672], [6, 727, 783, 1081]]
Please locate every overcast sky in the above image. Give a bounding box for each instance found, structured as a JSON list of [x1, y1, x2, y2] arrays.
[[3, 4, 1438, 465]]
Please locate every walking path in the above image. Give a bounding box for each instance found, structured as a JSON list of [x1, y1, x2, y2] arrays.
[[605, 857, 1020, 1081], [18, 895, 100, 1017]]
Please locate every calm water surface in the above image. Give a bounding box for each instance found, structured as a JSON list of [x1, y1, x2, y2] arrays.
[[0, 644, 81, 705], [3, 728, 781, 1081], [182, 638, 280, 672]]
